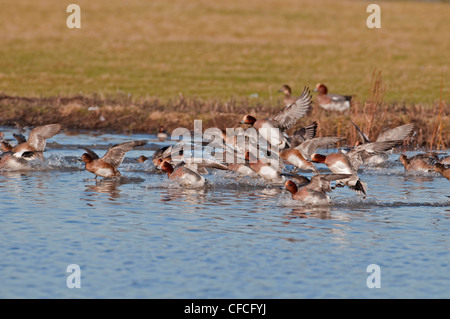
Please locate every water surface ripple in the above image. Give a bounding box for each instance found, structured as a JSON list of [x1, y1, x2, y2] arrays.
[[0, 128, 449, 298]]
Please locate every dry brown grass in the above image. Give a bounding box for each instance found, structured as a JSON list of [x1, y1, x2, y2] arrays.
[[1, 90, 448, 149]]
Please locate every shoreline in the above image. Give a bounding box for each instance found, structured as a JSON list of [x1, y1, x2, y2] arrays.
[[0, 94, 448, 150]]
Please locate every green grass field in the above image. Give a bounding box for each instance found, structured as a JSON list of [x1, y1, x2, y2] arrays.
[[0, 0, 448, 103]]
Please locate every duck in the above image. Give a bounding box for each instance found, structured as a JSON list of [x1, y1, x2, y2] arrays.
[[160, 160, 206, 187], [0, 151, 38, 170], [280, 136, 346, 173], [349, 121, 415, 165], [245, 150, 285, 183], [284, 173, 352, 206], [278, 84, 296, 106], [314, 83, 351, 112], [220, 149, 258, 177], [287, 121, 318, 148], [433, 163, 449, 181], [310, 141, 402, 196], [1, 124, 62, 157], [342, 139, 405, 170], [151, 145, 178, 168], [157, 126, 169, 142], [240, 86, 312, 149], [80, 140, 147, 179], [310, 152, 367, 197], [227, 162, 258, 177], [136, 155, 148, 163], [398, 154, 435, 172]]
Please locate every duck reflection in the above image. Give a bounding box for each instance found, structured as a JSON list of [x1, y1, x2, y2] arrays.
[[84, 176, 144, 201], [402, 174, 435, 193], [161, 186, 208, 205], [284, 206, 332, 220], [84, 178, 122, 200]]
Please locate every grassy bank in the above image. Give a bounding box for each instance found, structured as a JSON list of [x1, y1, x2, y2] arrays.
[[0, 0, 448, 102]]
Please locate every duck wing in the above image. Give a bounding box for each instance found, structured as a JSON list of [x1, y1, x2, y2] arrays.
[[289, 121, 318, 148], [295, 137, 345, 160], [347, 140, 403, 170], [350, 120, 371, 144], [78, 147, 100, 160], [27, 124, 62, 152], [376, 123, 415, 143], [269, 86, 312, 131], [102, 140, 147, 168]]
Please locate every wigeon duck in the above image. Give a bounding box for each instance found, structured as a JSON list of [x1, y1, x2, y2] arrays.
[[279, 148, 319, 173], [136, 155, 148, 163], [245, 150, 285, 183], [7, 124, 62, 156], [227, 162, 258, 177], [349, 121, 415, 165], [314, 83, 351, 112], [433, 163, 449, 181], [240, 86, 312, 149], [287, 121, 318, 148], [157, 126, 169, 142], [284, 173, 352, 205], [223, 150, 258, 177], [278, 84, 296, 106], [152, 145, 178, 168], [398, 154, 435, 172], [80, 140, 147, 179], [343, 139, 404, 170], [310, 152, 368, 196], [280, 136, 345, 173], [0, 151, 37, 170], [160, 160, 206, 187]]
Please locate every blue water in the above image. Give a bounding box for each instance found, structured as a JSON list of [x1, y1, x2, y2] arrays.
[[0, 127, 449, 298]]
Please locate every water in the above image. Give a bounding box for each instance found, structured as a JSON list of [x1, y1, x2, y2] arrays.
[[0, 127, 449, 299]]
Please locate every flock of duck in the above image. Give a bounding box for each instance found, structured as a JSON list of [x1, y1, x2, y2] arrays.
[[0, 83, 448, 206]]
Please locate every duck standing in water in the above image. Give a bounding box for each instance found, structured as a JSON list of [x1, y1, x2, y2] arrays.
[[398, 154, 435, 173], [314, 83, 352, 112], [157, 126, 169, 142]]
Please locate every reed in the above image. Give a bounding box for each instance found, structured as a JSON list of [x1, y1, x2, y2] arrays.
[[429, 73, 445, 151]]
